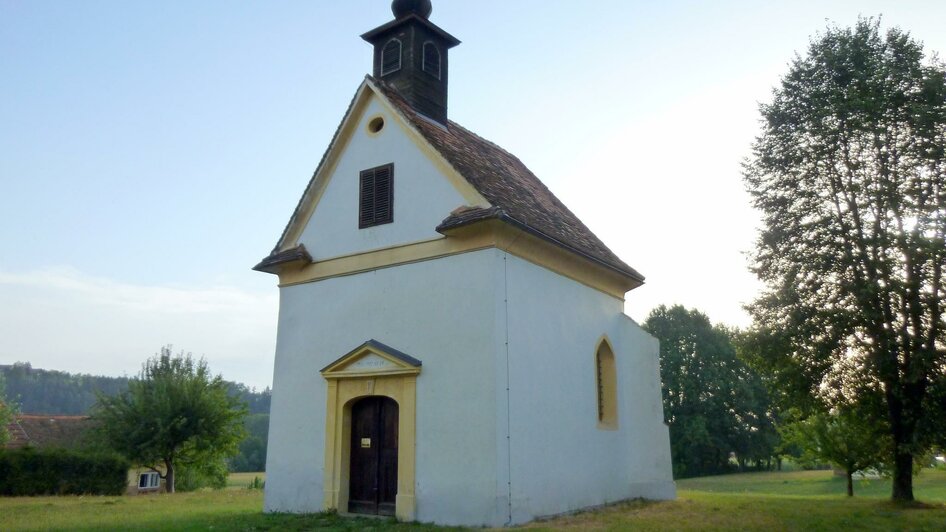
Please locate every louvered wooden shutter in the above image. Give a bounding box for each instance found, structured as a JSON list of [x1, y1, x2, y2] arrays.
[[359, 164, 394, 228], [381, 40, 401, 76], [423, 42, 441, 79]]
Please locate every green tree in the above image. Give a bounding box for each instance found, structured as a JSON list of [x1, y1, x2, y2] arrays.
[[1, 363, 271, 416], [0, 372, 17, 447], [174, 456, 229, 491], [229, 414, 269, 473], [644, 305, 779, 477], [781, 407, 890, 496], [93, 347, 247, 493], [1, 362, 130, 415], [744, 18, 946, 501]]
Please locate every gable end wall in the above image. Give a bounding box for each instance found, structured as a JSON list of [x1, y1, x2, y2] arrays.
[[296, 95, 471, 261]]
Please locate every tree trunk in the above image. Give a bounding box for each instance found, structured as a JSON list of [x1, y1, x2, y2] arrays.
[[846, 471, 854, 497], [886, 387, 916, 502], [891, 450, 914, 501], [165, 460, 175, 494]]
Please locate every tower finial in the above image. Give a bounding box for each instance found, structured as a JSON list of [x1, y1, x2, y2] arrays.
[[391, 0, 432, 20]]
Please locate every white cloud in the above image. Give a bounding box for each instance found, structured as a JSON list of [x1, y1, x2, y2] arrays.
[[0, 267, 278, 389]]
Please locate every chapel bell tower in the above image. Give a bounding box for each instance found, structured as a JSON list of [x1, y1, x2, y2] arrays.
[[362, 0, 460, 125]]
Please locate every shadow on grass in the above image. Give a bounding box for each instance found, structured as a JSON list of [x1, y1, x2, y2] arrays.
[[884, 499, 946, 511], [62, 509, 469, 532]]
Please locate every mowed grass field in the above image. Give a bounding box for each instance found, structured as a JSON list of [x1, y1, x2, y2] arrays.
[[1, 469, 944, 531], [527, 469, 946, 531]]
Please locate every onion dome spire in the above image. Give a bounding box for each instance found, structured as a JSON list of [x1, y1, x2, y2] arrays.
[[392, 0, 432, 19]]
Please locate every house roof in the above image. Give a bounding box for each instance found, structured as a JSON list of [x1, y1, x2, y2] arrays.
[[373, 79, 643, 282], [257, 77, 643, 283], [3, 415, 93, 450]]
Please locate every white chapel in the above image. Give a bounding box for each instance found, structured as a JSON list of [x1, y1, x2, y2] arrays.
[[255, 0, 675, 526]]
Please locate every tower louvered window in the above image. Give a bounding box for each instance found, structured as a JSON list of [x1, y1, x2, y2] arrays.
[[381, 39, 402, 76], [359, 164, 394, 228], [423, 42, 441, 79]]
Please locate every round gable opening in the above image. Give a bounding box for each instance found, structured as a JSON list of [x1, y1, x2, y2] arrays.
[[367, 116, 386, 135]]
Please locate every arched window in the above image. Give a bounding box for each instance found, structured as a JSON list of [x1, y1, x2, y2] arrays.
[[595, 338, 618, 429], [422, 42, 441, 79], [381, 39, 402, 76]]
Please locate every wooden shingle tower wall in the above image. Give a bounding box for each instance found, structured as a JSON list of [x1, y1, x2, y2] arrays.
[[361, 0, 460, 125]]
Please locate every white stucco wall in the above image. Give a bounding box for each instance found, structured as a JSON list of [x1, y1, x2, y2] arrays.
[[264, 249, 673, 526], [264, 250, 503, 524], [500, 253, 675, 524], [297, 95, 471, 261], [265, 75, 675, 525]]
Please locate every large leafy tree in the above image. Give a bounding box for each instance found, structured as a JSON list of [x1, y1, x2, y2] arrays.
[[644, 305, 778, 477], [94, 347, 247, 493], [744, 18, 946, 501]]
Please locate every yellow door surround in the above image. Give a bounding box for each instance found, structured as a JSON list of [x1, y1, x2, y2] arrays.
[[320, 340, 421, 521]]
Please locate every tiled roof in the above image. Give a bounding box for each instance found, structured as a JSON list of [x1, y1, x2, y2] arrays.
[[258, 77, 643, 283], [373, 78, 643, 281], [3, 415, 93, 450], [4, 418, 30, 450]]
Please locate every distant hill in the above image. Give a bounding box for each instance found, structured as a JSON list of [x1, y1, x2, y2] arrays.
[[0, 362, 271, 416]]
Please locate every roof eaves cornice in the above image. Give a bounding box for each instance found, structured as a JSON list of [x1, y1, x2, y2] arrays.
[[436, 208, 645, 283]]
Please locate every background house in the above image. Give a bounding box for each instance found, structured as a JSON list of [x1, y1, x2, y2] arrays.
[[2, 414, 165, 495], [3, 414, 92, 451]]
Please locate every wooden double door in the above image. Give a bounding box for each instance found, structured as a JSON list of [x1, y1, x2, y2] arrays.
[[349, 396, 399, 516]]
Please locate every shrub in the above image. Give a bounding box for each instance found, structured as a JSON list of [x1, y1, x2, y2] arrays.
[[174, 458, 228, 492], [246, 476, 265, 490], [0, 447, 129, 496]]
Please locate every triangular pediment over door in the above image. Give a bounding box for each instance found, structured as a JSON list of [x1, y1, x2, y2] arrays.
[[321, 340, 422, 380]]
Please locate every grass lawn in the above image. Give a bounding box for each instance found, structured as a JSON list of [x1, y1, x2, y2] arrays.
[[0, 489, 461, 531], [0, 469, 943, 530], [225, 471, 267, 489], [528, 469, 946, 531], [676, 468, 946, 500]]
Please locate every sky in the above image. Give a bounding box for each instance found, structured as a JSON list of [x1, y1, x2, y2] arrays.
[[2, 0, 945, 390]]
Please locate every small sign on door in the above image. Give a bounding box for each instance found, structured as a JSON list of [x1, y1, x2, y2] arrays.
[[361, 438, 371, 448]]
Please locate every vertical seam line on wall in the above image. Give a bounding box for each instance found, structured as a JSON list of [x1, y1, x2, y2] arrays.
[[503, 252, 513, 525]]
